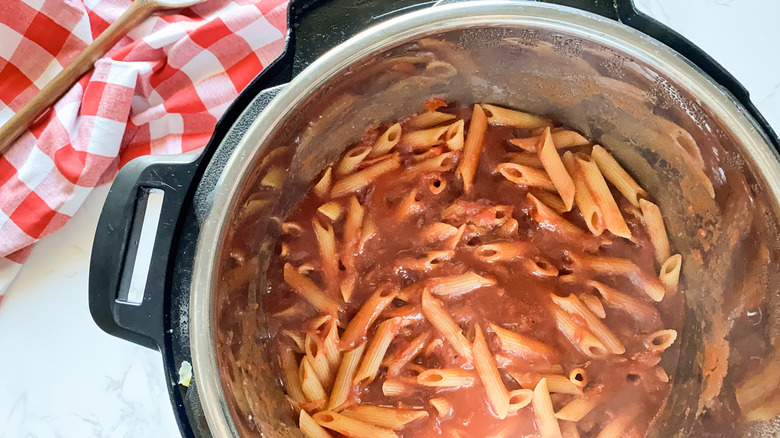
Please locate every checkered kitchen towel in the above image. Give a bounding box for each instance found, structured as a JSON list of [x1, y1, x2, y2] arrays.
[[0, 0, 288, 298]]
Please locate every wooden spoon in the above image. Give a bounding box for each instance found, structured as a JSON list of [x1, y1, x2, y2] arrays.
[[0, 0, 208, 155]]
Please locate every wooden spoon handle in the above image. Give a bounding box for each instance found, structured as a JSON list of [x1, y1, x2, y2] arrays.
[[0, 0, 159, 154]]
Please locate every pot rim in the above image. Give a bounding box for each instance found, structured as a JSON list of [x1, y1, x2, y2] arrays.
[[190, 2, 780, 437]]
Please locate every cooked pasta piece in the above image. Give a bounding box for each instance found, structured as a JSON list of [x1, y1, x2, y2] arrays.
[[341, 405, 428, 430], [420, 222, 459, 241], [428, 272, 496, 297], [385, 331, 430, 375], [411, 111, 456, 128], [402, 151, 458, 180], [331, 153, 402, 198], [638, 199, 670, 265], [282, 221, 304, 236], [369, 123, 402, 157], [327, 343, 366, 411], [445, 119, 465, 151], [283, 330, 306, 353], [305, 333, 334, 390], [659, 254, 682, 292], [322, 319, 342, 370], [313, 166, 333, 198], [473, 323, 510, 419], [473, 241, 531, 263], [429, 397, 453, 418], [354, 318, 403, 386], [338, 146, 372, 175], [417, 368, 477, 387], [456, 104, 488, 193], [533, 378, 563, 438], [340, 288, 398, 350], [300, 410, 335, 438], [555, 395, 597, 422], [395, 250, 454, 272], [401, 124, 452, 150], [507, 388, 534, 413], [489, 323, 558, 363], [591, 145, 647, 207], [596, 407, 638, 438], [421, 289, 474, 362], [551, 294, 625, 355], [533, 191, 568, 215], [552, 306, 609, 358], [525, 257, 560, 277], [481, 104, 552, 129], [571, 254, 665, 302], [283, 264, 340, 315], [496, 162, 556, 191], [645, 329, 677, 353], [580, 278, 661, 325], [382, 379, 409, 397], [282, 347, 306, 405], [312, 219, 339, 294], [568, 368, 587, 388], [428, 173, 448, 194], [506, 152, 545, 168], [318, 201, 343, 222], [537, 127, 575, 211], [510, 372, 582, 396], [509, 130, 590, 152], [313, 411, 399, 438], [301, 356, 328, 405], [562, 151, 604, 235], [527, 193, 585, 237], [573, 152, 631, 239]]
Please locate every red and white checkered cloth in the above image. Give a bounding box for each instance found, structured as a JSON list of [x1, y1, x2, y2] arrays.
[[0, 0, 288, 299]]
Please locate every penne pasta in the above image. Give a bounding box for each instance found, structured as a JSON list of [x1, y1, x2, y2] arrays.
[[639, 199, 671, 265], [581, 278, 661, 325], [402, 151, 458, 180], [410, 111, 456, 128], [507, 388, 534, 413], [445, 119, 465, 151], [312, 219, 340, 294], [313, 411, 399, 438], [510, 372, 582, 396], [282, 347, 306, 405], [473, 241, 531, 263], [568, 368, 588, 388], [401, 124, 452, 150], [555, 395, 597, 422], [421, 289, 474, 363], [327, 343, 366, 411], [341, 405, 428, 430], [323, 320, 342, 370], [579, 293, 606, 319], [430, 397, 453, 418], [382, 379, 409, 397], [525, 257, 560, 277], [318, 201, 343, 222], [337, 146, 372, 175], [489, 323, 558, 363], [596, 407, 638, 438], [645, 329, 677, 353], [417, 368, 477, 387], [300, 410, 335, 438], [395, 250, 454, 272], [481, 104, 552, 129], [659, 254, 682, 292], [282, 221, 303, 236], [370, 123, 402, 157], [552, 305, 609, 359], [551, 294, 625, 355], [420, 222, 459, 242], [385, 331, 430, 375], [428, 272, 496, 297], [353, 318, 402, 386], [573, 152, 631, 239], [301, 356, 328, 405], [341, 288, 398, 350], [473, 323, 510, 419], [533, 191, 568, 215], [457, 104, 488, 193], [305, 333, 335, 391], [532, 378, 563, 438], [496, 162, 556, 191], [313, 166, 333, 199], [283, 330, 306, 353], [562, 151, 604, 236], [571, 254, 665, 302], [506, 152, 545, 168], [527, 193, 586, 237], [537, 127, 575, 211], [284, 263, 340, 315], [510, 130, 590, 152], [591, 145, 647, 207], [331, 153, 402, 198], [428, 173, 447, 194]]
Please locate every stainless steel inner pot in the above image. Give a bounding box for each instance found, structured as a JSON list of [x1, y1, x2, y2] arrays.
[[190, 2, 780, 437]]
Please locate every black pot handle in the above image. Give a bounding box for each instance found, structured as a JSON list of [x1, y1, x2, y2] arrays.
[[89, 154, 199, 350]]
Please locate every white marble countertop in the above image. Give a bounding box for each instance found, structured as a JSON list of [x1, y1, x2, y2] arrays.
[[1, 1, 779, 437]]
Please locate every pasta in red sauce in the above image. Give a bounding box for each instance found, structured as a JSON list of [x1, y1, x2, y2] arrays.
[[265, 102, 681, 438]]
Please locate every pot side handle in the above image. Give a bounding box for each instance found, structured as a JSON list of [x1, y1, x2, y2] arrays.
[[89, 154, 199, 350]]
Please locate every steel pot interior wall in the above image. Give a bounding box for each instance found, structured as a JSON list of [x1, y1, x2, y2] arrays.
[[199, 4, 780, 437]]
